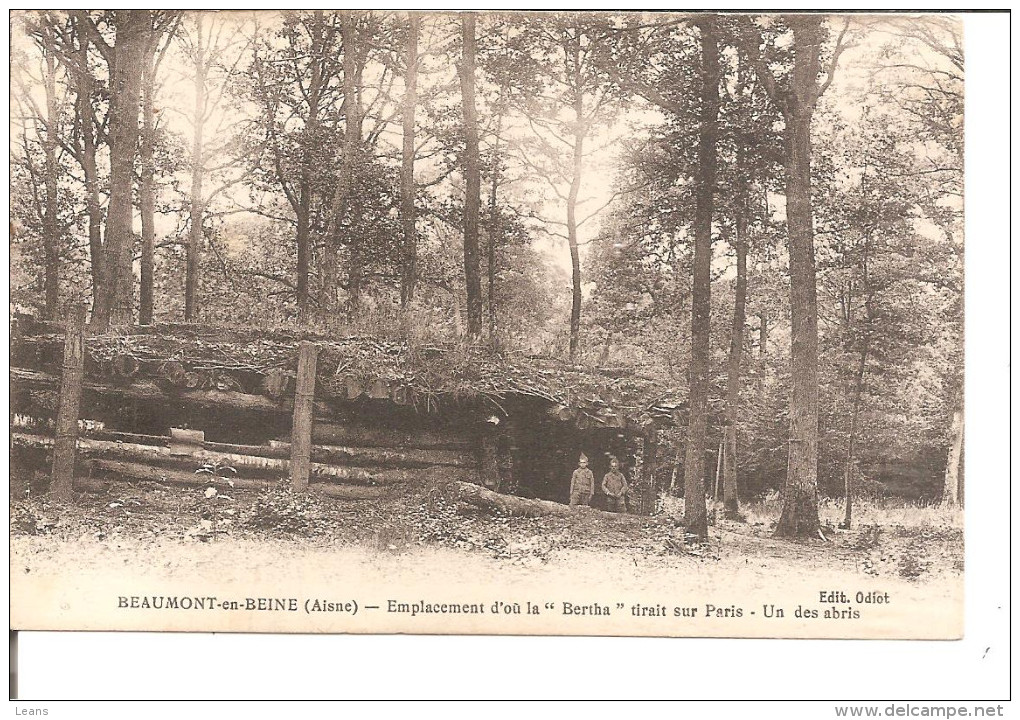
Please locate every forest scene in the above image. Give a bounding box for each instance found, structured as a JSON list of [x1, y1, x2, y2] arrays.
[[9, 11, 965, 637]]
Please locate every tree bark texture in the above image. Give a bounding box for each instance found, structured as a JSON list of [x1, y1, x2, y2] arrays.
[[185, 14, 207, 322], [774, 15, 823, 539], [69, 22, 106, 311], [682, 19, 720, 540], [139, 38, 157, 325], [399, 15, 420, 308], [841, 340, 869, 528], [340, 16, 365, 320], [943, 398, 964, 506], [641, 430, 659, 514], [290, 342, 318, 491], [41, 27, 61, 320], [49, 306, 86, 499], [487, 111, 504, 342], [459, 14, 484, 338], [722, 217, 747, 516], [565, 36, 584, 362], [94, 10, 149, 329], [295, 14, 326, 321]]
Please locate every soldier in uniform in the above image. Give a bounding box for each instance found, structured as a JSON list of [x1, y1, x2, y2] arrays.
[[601, 455, 629, 513], [569, 453, 595, 507]]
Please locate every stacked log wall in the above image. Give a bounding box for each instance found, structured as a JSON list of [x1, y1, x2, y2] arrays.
[[11, 423, 478, 497], [10, 325, 663, 513]]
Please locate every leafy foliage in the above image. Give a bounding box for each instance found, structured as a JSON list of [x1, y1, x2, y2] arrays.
[[244, 486, 330, 536]]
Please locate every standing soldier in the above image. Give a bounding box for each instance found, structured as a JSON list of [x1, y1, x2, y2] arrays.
[[569, 453, 595, 507], [602, 455, 629, 512]]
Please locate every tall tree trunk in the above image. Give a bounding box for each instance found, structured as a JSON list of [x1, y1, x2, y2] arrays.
[[41, 26, 60, 320], [458, 13, 483, 338], [841, 339, 869, 528], [566, 113, 583, 363], [682, 19, 720, 540], [70, 22, 106, 312], [564, 34, 585, 362], [83, 127, 104, 311], [722, 214, 748, 516], [774, 16, 823, 538], [295, 14, 326, 322], [295, 186, 311, 320], [138, 41, 156, 325], [487, 111, 503, 342], [185, 14, 206, 322], [399, 15, 420, 309], [943, 391, 964, 506], [93, 10, 149, 330], [341, 17, 364, 322]]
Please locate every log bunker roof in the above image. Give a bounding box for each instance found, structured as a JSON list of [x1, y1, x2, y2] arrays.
[[12, 322, 683, 429]]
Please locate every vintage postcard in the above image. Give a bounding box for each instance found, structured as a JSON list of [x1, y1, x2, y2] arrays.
[[9, 10, 965, 640]]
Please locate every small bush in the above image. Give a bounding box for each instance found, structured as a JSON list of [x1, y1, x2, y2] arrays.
[[245, 486, 329, 536], [853, 524, 883, 551], [10, 500, 54, 536], [897, 543, 931, 579]]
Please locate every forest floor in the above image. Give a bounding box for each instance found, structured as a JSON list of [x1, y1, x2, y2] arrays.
[[9, 476, 964, 637]]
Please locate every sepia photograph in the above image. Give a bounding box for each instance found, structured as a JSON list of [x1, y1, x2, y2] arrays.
[[9, 10, 971, 649]]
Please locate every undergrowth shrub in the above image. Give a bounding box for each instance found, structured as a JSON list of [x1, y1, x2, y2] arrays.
[[10, 500, 54, 535], [853, 524, 883, 551], [245, 486, 329, 536], [741, 490, 782, 526], [897, 542, 931, 579]]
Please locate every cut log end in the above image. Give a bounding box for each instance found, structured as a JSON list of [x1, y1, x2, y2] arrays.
[[367, 378, 391, 400], [262, 369, 291, 400], [110, 353, 140, 378]]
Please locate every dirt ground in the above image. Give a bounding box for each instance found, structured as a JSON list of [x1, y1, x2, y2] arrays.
[[9, 479, 964, 638]]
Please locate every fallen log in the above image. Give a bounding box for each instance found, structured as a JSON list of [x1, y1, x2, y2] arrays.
[[93, 429, 168, 446], [170, 427, 204, 455], [13, 414, 170, 446], [309, 422, 472, 450], [85, 461, 398, 500], [90, 459, 281, 491], [451, 482, 648, 521], [11, 432, 418, 485], [452, 481, 573, 518], [265, 440, 475, 468], [13, 427, 474, 472], [10, 367, 334, 417]]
